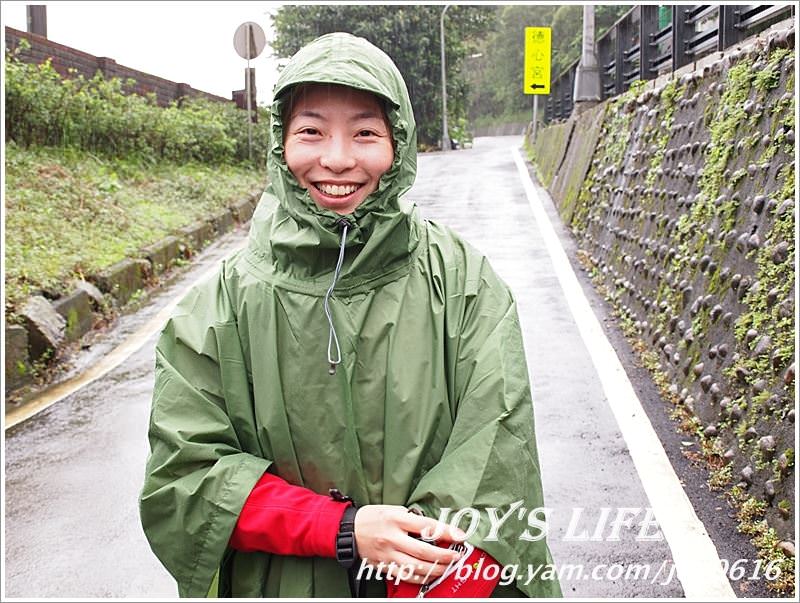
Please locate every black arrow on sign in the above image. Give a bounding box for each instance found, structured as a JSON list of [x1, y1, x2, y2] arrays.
[[530, 83, 546, 90]]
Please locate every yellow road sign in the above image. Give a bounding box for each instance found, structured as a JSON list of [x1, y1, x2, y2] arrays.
[[524, 27, 551, 95]]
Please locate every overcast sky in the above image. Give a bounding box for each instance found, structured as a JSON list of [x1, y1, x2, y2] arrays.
[[2, 1, 282, 105]]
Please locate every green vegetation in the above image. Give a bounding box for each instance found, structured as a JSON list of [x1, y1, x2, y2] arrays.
[[270, 5, 494, 148], [4, 41, 268, 322], [4, 143, 264, 317], [5, 40, 270, 166], [545, 41, 795, 595], [468, 5, 629, 122], [270, 5, 629, 143]]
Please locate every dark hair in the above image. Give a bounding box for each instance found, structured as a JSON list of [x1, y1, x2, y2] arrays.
[[279, 83, 392, 141]]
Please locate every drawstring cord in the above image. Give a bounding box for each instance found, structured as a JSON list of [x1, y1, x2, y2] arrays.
[[324, 219, 349, 375]]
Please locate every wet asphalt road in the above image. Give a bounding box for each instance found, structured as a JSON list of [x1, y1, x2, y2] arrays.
[[4, 136, 689, 598]]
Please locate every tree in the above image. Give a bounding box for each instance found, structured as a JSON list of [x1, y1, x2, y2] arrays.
[[270, 5, 495, 147], [466, 4, 631, 122]]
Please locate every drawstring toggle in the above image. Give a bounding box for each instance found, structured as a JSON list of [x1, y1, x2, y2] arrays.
[[324, 219, 350, 376]]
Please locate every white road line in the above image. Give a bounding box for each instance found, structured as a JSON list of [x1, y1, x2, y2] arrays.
[[4, 245, 243, 431], [512, 147, 736, 600]]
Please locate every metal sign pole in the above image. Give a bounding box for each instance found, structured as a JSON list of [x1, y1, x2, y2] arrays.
[[532, 95, 538, 144], [234, 20, 265, 163], [245, 26, 253, 163]]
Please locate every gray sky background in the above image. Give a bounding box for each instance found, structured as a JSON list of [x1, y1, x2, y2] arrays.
[[2, 1, 282, 105]]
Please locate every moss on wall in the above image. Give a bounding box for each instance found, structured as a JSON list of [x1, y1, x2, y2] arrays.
[[529, 31, 796, 595]]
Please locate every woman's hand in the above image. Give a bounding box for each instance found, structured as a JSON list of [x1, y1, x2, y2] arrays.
[[354, 504, 467, 583]]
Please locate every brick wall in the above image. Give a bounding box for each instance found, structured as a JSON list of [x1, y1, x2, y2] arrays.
[[5, 26, 232, 107]]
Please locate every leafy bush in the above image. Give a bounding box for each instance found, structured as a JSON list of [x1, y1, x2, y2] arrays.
[[4, 42, 269, 166]]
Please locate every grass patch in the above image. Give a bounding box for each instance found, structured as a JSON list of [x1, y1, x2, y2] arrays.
[[4, 143, 265, 316]]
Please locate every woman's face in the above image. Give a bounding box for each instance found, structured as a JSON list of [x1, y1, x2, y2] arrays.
[[284, 84, 394, 215]]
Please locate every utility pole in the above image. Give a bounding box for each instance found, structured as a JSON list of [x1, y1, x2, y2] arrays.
[[26, 5, 47, 37], [440, 4, 450, 152], [573, 5, 601, 114]]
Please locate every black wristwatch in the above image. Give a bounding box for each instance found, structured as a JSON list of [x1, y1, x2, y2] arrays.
[[330, 489, 364, 597], [330, 488, 359, 568], [335, 504, 359, 568]]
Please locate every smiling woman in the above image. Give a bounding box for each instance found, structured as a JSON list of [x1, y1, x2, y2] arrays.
[[140, 31, 560, 599], [283, 84, 395, 215]]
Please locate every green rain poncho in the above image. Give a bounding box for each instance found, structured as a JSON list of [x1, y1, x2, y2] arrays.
[[140, 32, 561, 598]]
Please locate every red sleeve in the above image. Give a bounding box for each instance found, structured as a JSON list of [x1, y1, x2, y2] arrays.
[[229, 472, 349, 557], [386, 547, 501, 598]]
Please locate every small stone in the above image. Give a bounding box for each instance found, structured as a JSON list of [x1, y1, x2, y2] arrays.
[[788, 409, 795, 423], [699, 255, 711, 271], [771, 241, 789, 263], [753, 335, 772, 356], [723, 447, 736, 461], [758, 435, 776, 455], [693, 362, 705, 377], [777, 199, 794, 216], [747, 233, 761, 250], [718, 344, 729, 358], [736, 233, 749, 252], [764, 480, 776, 501], [741, 465, 754, 484], [700, 375, 712, 392], [752, 379, 767, 394], [745, 329, 759, 344], [778, 541, 795, 557], [722, 312, 734, 327], [709, 345, 718, 359], [730, 405, 743, 421], [710, 304, 723, 322], [766, 287, 780, 306], [752, 195, 766, 214], [778, 453, 790, 473], [704, 424, 718, 437], [731, 274, 742, 289], [735, 366, 749, 383], [779, 299, 794, 319], [767, 394, 781, 412], [21, 295, 66, 360], [709, 383, 721, 401], [744, 427, 758, 441], [785, 363, 795, 385]]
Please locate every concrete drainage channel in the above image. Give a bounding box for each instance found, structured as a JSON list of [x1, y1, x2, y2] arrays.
[[4, 190, 262, 400]]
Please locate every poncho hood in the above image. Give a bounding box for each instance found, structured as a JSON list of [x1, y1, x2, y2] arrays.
[[247, 32, 420, 290]]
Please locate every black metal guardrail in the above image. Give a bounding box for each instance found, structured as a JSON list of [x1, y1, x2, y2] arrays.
[[545, 4, 795, 123]]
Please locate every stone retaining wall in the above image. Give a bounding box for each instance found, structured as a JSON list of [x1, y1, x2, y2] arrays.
[[4, 191, 260, 396], [532, 24, 795, 543]]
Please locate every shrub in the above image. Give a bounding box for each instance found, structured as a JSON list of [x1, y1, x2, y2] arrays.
[[4, 43, 269, 166]]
